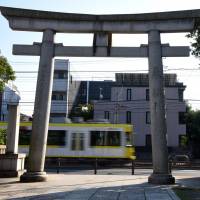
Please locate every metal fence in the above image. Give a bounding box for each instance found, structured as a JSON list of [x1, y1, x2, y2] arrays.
[[44, 158, 135, 175]]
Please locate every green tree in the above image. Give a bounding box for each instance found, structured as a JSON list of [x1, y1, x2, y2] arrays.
[[79, 104, 94, 120], [185, 105, 200, 158], [186, 20, 200, 59], [186, 25, 200, 157], [0, 55, 15, 144], [0, 55, 16, 91], [70, 104, 94, 121]]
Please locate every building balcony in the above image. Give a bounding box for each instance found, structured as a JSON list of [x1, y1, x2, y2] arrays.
[[54, 59, 69, 70], [49, 117, 66, 123], [52, 79, 68, 91], [50, 100, 67, 113]]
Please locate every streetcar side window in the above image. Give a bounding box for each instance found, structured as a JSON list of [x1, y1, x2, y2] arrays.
[[90, 131, 105, 146], [80, 134, 84, 150], [19, 130, 31, 145], [107, 131, 120, 146], [71, 134, 76, 150], [90, 131, 120, 146], [19, 130, 66, 146], [48, 130, 66, 146], [71, 133, 84, 151]]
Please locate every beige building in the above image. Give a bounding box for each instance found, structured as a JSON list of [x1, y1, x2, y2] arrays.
[[93, 73, 186, 150]]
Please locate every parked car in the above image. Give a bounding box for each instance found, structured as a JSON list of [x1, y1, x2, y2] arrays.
[[169, 154, 191, 167]]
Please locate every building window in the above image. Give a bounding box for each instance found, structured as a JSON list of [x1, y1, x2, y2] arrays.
[[179, 112, 186, 124], [70, 75, 73, 84], [54, 70, 68, 79], [146, 111, 151, 124], [52, 94, 57, 100], [104, 111, 110, 120], [126, 111, 131, 124], [51, 92, 66, 101], [59, 94, 64, 100], [146, 89, 149, 101], [126, 88, 132, 101], [81, 88, 87, 96], [146, 134, 152, 147], [178, 88, 184, 102]]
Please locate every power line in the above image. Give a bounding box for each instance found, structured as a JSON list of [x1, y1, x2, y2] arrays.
[[1, 98, 198, 104], [9, 58, 147, 65], [14, 67, 200, 74]]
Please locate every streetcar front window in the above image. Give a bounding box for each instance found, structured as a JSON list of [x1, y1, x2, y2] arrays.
[[126, 133, 133, 146]]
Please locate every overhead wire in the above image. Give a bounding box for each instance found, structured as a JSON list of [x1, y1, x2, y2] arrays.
[[5, 60, 200, 114]]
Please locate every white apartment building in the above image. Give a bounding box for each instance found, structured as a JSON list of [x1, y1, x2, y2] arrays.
[[50, 59, 69, 123], [93, 73, 186, 148]]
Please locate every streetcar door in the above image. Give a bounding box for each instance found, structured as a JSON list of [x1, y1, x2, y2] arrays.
[[71, 132, 85, 151]]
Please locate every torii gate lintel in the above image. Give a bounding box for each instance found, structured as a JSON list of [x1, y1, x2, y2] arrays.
[[13, 42, 190, 57]]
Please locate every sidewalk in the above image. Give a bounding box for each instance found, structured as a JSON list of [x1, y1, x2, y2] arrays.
[[0, 173, 181, 200]]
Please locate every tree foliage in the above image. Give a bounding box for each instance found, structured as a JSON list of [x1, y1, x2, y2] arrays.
[[70, 104, 94, 121], [185, 105, 200, 158], [186, 106, 200, 139], [186, 19, 200, 59], [79, 104, 94, 120], [0, 56, 16, 91]]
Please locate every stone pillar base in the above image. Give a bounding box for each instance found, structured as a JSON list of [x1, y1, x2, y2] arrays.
[[20, 172, 47, 182], [0, 153, 26, 178], [148, 173, 175, 185]]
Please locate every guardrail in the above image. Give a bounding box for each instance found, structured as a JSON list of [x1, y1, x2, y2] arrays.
[[48, 158, 135, 175], [44, 156, 196, 175], [92, 158, 135, 175]]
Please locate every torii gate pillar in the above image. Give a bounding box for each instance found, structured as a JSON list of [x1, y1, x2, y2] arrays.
[[20, 30, 55, 182], [148, 30, 175, 184]]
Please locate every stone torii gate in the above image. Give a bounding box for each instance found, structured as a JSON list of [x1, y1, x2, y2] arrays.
[[1, 7, 199, 184]]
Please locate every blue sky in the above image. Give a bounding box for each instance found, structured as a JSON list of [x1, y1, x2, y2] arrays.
[[1, 0, 200, 114], [1, 0, 200, 14]]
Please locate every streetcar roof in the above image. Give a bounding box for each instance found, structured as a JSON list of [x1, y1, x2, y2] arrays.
[[0, 122, 133, 132]]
